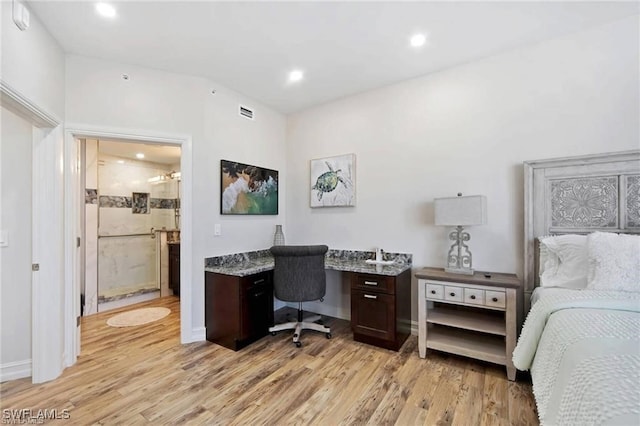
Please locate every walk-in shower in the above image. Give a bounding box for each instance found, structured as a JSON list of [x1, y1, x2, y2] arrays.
[[83, 139, 181, 314]]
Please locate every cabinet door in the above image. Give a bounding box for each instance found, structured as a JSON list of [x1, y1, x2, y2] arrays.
[[169, 248, 180, 295], [239, 272, 273, 341], [351, 290, 395, 341]]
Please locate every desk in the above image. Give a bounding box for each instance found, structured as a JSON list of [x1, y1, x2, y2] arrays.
[[204, 249, 412, 351]]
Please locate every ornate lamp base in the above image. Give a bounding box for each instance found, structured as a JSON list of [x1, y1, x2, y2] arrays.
[[445, 226, 475, 275], [444, 266, 474, 275]]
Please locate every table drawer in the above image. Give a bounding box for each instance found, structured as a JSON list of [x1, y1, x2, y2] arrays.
[[464, 288, 484, 305], [444, 286, 463, 303], [352, 273, 395, 294], [485, 290, 506, 308], [425, 283, 444, 300]]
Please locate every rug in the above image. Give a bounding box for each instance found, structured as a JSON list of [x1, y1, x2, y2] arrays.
[[106, 307, 171, 327]]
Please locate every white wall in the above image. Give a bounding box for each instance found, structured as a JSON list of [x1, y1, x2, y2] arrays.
[[65, 55, 287, 337], [1, 1, 66, 382], [286, 16, 640, 322], [0, 107, 33, 380], [201, 87, 288, 255], [0, 1, 65, 119]]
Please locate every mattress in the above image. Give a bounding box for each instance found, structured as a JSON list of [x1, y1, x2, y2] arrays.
[[513, 289, 640, 425]]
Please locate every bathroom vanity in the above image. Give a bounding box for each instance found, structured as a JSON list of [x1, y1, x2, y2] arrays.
[[168, 242, 180, 296]]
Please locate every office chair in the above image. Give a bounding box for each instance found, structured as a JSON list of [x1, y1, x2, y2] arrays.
[[268, 245, 331, 347]]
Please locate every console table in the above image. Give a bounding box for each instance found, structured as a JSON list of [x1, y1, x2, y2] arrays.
[[415, 267, 520, 380], [204, 249, 412, 351]]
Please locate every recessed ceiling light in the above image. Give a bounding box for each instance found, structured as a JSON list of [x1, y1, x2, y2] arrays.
[[288, 69, 304, 83], [135, 153, 145, 159], [410, 33, 427, 48], [95, 3, 116, 18], [116, 160, 125, 164]]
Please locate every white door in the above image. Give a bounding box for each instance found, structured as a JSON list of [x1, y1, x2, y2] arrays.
[[0, 106, 34, 382], [2, 85, 74, 383]]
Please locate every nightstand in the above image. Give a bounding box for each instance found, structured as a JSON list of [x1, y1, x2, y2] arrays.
[[415, 267, 520, 381]]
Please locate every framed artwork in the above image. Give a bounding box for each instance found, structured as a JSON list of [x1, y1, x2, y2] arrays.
[[310, 153, 355, 207], [220, 160, 278, 215]]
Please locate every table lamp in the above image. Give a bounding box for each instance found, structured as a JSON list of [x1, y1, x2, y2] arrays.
[[434, 193, 487, 275]]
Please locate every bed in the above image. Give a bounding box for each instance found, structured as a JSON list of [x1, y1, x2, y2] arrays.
[[514, 151, 640, 425]]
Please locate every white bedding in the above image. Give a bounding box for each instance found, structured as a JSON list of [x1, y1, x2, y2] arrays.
[[513, 289, 640, 425]]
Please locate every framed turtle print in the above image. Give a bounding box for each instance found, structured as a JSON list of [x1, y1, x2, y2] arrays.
[[221, 160, 278, 215], [310, 154, 355, 207]]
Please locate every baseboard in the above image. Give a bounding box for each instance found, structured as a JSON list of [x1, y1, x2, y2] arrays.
[[191, 326, 206, 342], [410, 320, 418, 336], [289, 302, 351, 321], [1, 359, 32, 382]]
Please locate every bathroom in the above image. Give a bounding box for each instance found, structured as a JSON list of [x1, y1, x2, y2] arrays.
[[83, 139, 182, 314]]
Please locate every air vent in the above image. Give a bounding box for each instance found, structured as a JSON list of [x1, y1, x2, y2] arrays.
[[239, 105, 254, 120]]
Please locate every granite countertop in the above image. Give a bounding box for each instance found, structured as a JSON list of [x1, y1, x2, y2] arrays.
[[205, 249, 412, 277]]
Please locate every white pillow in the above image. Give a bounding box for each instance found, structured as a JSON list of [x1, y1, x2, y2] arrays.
[[539, 234, 588, 289], [587, 232, 640, 292]]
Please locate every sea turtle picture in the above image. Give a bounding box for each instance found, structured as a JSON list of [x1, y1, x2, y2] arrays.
[[310, 154, 355, 207], [312, 161, 347, 201]]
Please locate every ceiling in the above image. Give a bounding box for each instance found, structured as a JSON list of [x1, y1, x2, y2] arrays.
[[27, 1, 639, 114], [98, 139, 181, 165]]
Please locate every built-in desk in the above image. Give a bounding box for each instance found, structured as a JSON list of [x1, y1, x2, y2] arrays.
[[204, 249, 412, 351]]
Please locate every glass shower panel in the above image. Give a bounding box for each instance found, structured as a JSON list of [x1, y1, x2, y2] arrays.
[[97, 234, 157, 302]]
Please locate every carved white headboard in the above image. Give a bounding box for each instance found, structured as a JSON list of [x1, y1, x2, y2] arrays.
[[523, 150, 640, 311]]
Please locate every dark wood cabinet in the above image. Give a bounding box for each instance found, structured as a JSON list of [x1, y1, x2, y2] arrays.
[[205, 271, 274, 351], [168, 243, 180, 296], [350, 269, 411, 351]]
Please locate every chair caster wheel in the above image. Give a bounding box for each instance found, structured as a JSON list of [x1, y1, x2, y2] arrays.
[[271, 332, 277, 336], [295, 341, 302, 348], [326, 333, 332, 339]]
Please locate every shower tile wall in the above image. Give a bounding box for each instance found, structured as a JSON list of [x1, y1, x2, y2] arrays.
[[84, 139, 180, 313], [85, 141, 99, 314]]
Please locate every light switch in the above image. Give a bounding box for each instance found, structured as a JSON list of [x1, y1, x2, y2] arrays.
[[214, 224, 221, 236], [0, 230, 8, 247]]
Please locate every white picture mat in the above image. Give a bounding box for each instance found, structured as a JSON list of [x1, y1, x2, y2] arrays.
[[310, 153, 355, 207]]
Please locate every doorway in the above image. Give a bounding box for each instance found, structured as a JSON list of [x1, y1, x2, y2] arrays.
[[64, 127, 194, 375], [82, 138, 182, 314]]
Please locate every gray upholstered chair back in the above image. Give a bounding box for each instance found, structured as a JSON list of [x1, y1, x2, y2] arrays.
[[270, 245, 329, 302]]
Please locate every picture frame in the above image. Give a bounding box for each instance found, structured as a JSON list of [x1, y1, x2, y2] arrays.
[[310, 153, 356, 207], [220, 159, 279, 215]]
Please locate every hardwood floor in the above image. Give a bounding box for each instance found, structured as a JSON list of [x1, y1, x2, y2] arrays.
[[1, 296, 538, 425]]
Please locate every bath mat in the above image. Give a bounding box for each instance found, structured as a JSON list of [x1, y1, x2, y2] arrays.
[[107, 307, 171, 327]]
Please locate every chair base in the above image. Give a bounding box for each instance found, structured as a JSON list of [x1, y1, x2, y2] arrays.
[[269, 314, 331, 347]]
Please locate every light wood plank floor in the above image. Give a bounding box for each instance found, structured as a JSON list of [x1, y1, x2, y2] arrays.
[[1, 296, 538, 425]]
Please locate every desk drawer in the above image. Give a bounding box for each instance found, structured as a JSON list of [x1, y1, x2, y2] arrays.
[[351, 273, 395, 294]]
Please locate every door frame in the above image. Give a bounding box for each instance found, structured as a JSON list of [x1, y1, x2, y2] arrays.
[[63, 125, 194, 365], [3, 79, 195, 382]]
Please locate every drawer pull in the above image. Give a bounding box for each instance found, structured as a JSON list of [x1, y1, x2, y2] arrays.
[[364, 294, 377, 299], [449, 292, 456, 297], [492, 297, 498, 302], [253, 279, 265, 285], [470, 295, 476, 300], [364, 281, 378, 286], [430, 290, 436, 294]]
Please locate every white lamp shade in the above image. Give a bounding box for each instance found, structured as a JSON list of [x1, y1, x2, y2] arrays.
[[434, 195, 487, 226]]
